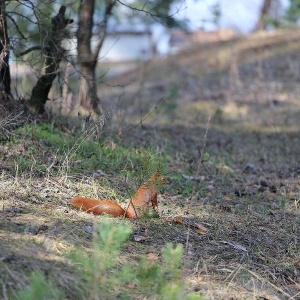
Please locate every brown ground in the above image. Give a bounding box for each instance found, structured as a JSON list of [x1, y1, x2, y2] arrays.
[[1, 29, 300, 299]]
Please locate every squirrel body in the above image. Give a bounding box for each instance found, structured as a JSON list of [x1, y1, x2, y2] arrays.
[[70, 172, 166, 218]]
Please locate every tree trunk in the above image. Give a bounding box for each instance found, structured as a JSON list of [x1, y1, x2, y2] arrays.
[[78, 63, 99, 114], [255, 0, 272, 31], [77, 0, 116, 116], [28, 6, 73, 114], [0, 0, 13, 110], [77, 0, 99, 115]]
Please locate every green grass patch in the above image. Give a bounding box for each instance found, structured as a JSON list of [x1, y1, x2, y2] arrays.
[[15, 272, 64, 300], [9, 123, 168, 178]]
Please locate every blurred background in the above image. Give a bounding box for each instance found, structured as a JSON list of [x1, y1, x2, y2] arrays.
[[7, 0, 300, 117]]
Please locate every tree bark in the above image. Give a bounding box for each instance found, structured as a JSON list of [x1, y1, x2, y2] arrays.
[[0, 0, 13, 110], [28, 6, 73, 114], [255, 0, 272, 31], [77, 0, 115, 115], [78, 63, 98, 114], [77, 0, 98, 115]]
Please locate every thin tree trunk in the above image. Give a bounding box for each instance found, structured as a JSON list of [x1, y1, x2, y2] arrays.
[[28, 6, 73, 113], [255, 0, 272, 31], [77, 0, 99, 115], [77, 0, 115, 115], [0, 0, 13, 110], [78, 64, 98, 114]]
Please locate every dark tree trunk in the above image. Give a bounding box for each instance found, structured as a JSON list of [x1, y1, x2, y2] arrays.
[[77, 0, 115, 115], [0, 0, 13, 110], [255, 0, 272, 31], [28, 6, 73, 114]]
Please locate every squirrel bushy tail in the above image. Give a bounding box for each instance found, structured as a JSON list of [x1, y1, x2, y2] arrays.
[[70, 197, 137, 218]]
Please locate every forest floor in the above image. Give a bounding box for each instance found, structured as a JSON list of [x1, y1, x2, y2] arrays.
[[1, 29, 300, 299]]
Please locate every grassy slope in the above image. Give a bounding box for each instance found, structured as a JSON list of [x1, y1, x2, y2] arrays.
[[1, 29, 300, 299]]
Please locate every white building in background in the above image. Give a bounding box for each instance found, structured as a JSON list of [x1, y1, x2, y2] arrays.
[[63, 28, 158, 62], [99, 30, 153, 61]]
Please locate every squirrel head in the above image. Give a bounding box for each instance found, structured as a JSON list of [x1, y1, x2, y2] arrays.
[[145, 171, 169, 188]]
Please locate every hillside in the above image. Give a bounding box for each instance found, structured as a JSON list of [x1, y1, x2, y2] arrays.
[[1, 29, 300, 299]]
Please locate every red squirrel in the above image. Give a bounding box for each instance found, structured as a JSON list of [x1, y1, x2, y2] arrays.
[[70, 172, 167, 218]]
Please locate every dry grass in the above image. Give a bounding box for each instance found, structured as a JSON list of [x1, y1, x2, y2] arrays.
[[1, 29, 300, 299]]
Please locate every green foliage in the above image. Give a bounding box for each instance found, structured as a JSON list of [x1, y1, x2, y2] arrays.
[[210, 3, 221, 26], [286, 0, 300, 23], [71, 220, 133, 298], [70, 220, 202, 300], [136, 243, 184, 297], [213, 107, 224, 123], [170, 173, 207, 197], [181, 180, 195, 196], [15, 272, 64, 300], [13, 123, 167, 177]]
